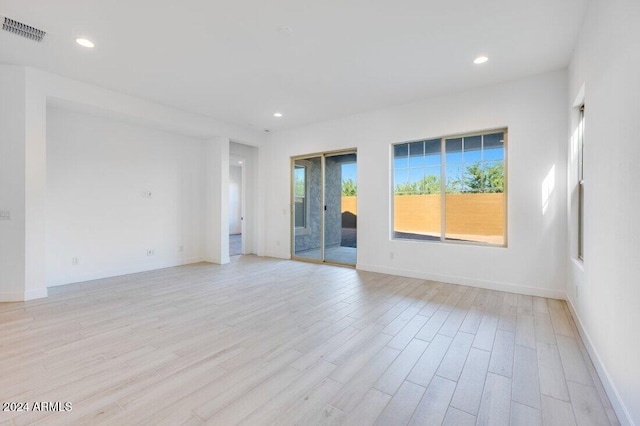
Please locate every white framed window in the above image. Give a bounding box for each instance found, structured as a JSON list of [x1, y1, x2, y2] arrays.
[[578, 105, 585, 260], [392, 129, 507, 246], [294, 163, 309, 229]]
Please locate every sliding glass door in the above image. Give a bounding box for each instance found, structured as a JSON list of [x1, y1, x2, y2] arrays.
[[292, 150, 357, 266], [292, 156, 323, 261]]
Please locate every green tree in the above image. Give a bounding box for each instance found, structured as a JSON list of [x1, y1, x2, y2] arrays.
[[463, 161, 504, 193], [294, 168, 305, 197], [395, 175, 441, 195], [342, 178, 357, 196], [416, 175, 440, 194], [395, 181, 417, 195]]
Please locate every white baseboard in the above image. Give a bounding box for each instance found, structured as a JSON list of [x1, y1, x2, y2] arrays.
[[357, 263, 567, 300], [46, 257, 208, 288], [0, 288, 48, 302], [262, 251, 291, 260], [566, 298, 634, 426], [0, 292, 27, 302]]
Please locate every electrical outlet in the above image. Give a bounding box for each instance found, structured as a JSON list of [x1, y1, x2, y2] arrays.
[[72, 257, 79, 266], [0, 210, 10, 220], [389, 251, 394, 260], [147, 249, 155, 256], [141, 191, 152, 199]]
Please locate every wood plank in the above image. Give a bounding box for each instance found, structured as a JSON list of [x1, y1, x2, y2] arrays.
[[443, 407, 476, 426], [408, 375, 456, 426], [406, 334, 452, 387], [488, 330, 515, 378], [537, 342, 569, 401], [374, 381, 425, 426], [556, 335, 594, 386], [271, 378, 343, 425], [541, 395, 577, 426], [436, 331, 474, 381], [329, 346, 399, 413], [341, 389, 390, 426], [477, 372, 512, 426], [374, 339, 428, 395], [473, 314, 499, 351], [449, 347, 491, 415], [387, 314, 430, 350], [566, 381, 611, 426], [512, 344, 541, 409], [510, 402, 542, 426], [515, 313, 536, 349], [415, 309, 451, 342]]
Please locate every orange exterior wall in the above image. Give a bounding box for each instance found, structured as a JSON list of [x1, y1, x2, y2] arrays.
[[341, 194, 504, 241], [342, 196, 357, 215]]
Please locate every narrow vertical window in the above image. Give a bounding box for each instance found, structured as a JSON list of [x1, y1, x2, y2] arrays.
[[294, 165, 307, 228], [578, 105, 585, 260]]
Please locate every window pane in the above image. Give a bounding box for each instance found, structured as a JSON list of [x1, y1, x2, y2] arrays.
[[483, 132, 504, 149], [408, 168, 423, 186], [394, 169, 409, 194], [445, 138, 463, 165], [464, 136, 482, 164], [425, 139, 441, 166], [409, 141, 424, 156], [295, 198, 305, 228], [446, 164, 464, 193], [394, 144, 409, 169], [294, 166, 306, 197], [445, 133, 505, 244], [483, 147, 503, 161], [408, 142, 423, 168], [393, 140, 441, 240]]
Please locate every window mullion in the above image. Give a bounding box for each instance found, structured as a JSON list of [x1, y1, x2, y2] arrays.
[[440, 137, 446, 242]]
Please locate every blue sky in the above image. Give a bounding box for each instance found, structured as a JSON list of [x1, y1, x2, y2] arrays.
[[342, 163, 357, 182]]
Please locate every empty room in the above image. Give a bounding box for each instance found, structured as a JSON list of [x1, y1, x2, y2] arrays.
[[0, 0, 638, 425]]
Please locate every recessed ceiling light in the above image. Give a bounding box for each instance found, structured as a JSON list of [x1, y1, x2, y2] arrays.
[[238, 161, 243, 164], [76, 38, 95, 48], [474, 56, 488, 64], [274, 112, 283, 118]]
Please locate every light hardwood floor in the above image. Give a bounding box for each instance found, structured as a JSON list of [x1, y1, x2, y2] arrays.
[[0, 256, 618, 425]]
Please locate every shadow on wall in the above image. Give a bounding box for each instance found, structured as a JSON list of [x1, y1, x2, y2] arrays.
[[342, 211, 357, 229]]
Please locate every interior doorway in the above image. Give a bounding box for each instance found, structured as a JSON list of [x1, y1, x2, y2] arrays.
[[291, 149, 357, 266], [229, 158, 244, 256]]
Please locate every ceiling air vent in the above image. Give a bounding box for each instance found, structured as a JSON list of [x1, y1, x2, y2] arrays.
[[2, 16, 46, 42]]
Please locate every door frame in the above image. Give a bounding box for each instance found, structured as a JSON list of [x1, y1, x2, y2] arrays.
[[290, 148, 357, 267], [229, 156, 246, 255]]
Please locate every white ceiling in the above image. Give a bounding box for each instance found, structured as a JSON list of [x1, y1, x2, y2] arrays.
[[0, 0, 587, 131]]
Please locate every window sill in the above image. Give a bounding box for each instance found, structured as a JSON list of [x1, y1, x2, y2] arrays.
[[392, 236, 507, 248]]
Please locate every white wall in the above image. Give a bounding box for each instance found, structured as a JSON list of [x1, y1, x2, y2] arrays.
[[0, 65, 264, 300], [0, 66, 27, 300], [229, 165, 243, 235], [45, 107, 206, 286], [0, 66, 48, 301], [263, 70, 568, 298], [567, 0, 640, 424]]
